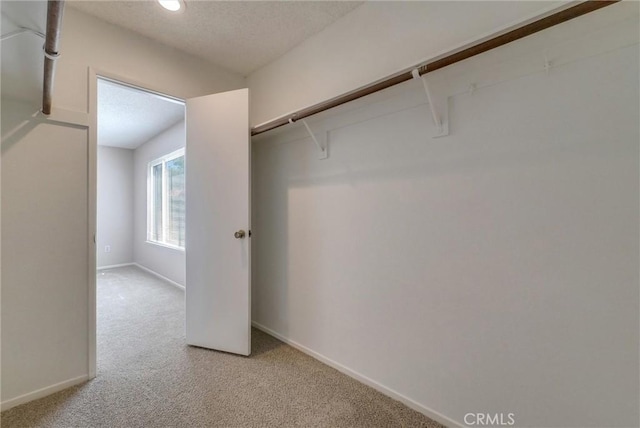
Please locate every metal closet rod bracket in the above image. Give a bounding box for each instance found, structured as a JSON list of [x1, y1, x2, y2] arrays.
[[0, 27, 45, 42], [289, 117, 328, 159], [43, 44, 61, 61], [412, 69, 449, 138]]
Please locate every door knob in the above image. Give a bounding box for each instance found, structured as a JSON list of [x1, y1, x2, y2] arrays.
[[234, 230, 246, 239]]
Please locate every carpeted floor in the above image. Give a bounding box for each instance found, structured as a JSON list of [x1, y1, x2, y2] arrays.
[[1, 265, 442, 427]]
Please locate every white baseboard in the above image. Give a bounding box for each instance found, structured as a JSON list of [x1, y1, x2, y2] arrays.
[[1, 375, 89, 411], [251, 321, 462, 428], [133, 263, 185, 291], [97, 262, 135, 270]]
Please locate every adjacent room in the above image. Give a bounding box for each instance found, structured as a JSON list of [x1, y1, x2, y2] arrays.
[[1, 1, 638, 427], [96, 77, 186, 286], [96, 78, 189, 391]]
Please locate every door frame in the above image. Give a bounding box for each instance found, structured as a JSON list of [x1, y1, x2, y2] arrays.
[[87, 68, 185, 378]]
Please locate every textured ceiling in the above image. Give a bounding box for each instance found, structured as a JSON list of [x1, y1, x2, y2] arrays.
[[68, 0, 364, 75], [98, 79, 184, 149]]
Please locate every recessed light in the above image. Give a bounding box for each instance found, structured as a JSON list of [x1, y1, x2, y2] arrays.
[[158, 0, 185, 13]]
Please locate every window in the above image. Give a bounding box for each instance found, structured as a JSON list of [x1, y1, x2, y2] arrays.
[[147, 148, 185, 249]]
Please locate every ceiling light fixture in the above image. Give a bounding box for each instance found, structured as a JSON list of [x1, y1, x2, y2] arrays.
[[158, 0, 185, 13]]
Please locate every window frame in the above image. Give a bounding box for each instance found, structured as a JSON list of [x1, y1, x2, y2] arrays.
[[146, 147, 186, 251]]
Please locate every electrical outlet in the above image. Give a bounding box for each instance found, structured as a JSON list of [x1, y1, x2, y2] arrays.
[[104, 245, 111, 253]]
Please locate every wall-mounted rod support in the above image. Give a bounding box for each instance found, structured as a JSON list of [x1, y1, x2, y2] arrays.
[[411, 69, 442, 133], [301, 120, 325, 154], [289, 118, 328, 159], [42, 0, 65, 116], [251, 1, 618, 137], [0, 27, 45, 42]]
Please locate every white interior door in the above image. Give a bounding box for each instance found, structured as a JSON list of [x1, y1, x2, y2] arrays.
[[185, 88, 251, 356]]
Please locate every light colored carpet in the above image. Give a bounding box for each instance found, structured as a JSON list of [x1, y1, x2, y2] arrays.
[[1, 265, 443, 427]]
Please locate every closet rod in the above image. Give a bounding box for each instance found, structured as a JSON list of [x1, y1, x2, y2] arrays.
[[42, 0, 65, 115], [251, 0, 618, 137]]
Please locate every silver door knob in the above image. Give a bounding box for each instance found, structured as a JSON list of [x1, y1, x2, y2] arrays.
[[234, 230, 246, 239]]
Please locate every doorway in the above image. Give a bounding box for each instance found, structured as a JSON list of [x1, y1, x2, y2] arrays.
[[90, 73, 252, 377], [95, 76, 186, 375]]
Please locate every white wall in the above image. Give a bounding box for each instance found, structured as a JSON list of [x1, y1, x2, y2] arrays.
[[1, 98, 89, 407], [247, 1, 566, 126], [0, 4, 244, 409], [133, 122, 186, 286], [97, 146, 134, 268], [57, 7, 245, 113], [251, 4, 639, 427]]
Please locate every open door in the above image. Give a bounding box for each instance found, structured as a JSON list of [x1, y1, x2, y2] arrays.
[[185, 88, 251, 356]]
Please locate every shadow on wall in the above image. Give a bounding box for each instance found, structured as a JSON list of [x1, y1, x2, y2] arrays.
[[250, 47, 640, 426], [1, 100, 86, 156], [251, 140, 291, 339]]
